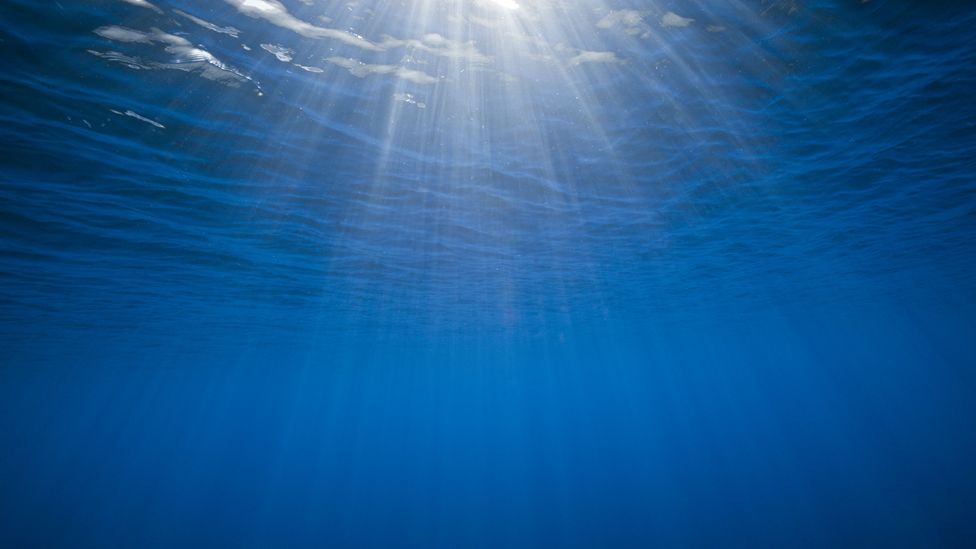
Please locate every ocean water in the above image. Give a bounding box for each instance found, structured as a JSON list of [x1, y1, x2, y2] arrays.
[[1, 0, 975, 546]]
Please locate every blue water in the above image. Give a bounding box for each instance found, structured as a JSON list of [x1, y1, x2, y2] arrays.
[[2, 0, 975, 546]]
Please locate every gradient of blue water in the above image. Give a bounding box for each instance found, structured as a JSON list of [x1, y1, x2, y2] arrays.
[[2, 0, 975, 546]]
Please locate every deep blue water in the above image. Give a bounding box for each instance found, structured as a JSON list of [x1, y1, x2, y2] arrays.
[[2, 0, 976, 546]]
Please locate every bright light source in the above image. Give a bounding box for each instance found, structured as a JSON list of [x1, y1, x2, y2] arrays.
[[488, 0, 519, 10]]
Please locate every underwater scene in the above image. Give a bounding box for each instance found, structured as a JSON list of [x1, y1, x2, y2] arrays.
[[1, 0, 975, 546]]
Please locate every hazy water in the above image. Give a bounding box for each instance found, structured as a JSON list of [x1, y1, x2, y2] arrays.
[[2, 0, 975, 546]]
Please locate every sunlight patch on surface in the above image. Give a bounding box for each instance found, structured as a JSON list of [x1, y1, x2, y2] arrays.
[[326, 56, 440, 84], [92, 26, 251, 85], [661, 11, 694, 28], [174, 9, 241, 38], [118, 0, 162, 14], [569, 50, 623, 66], [226, 0, 381, 50]]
